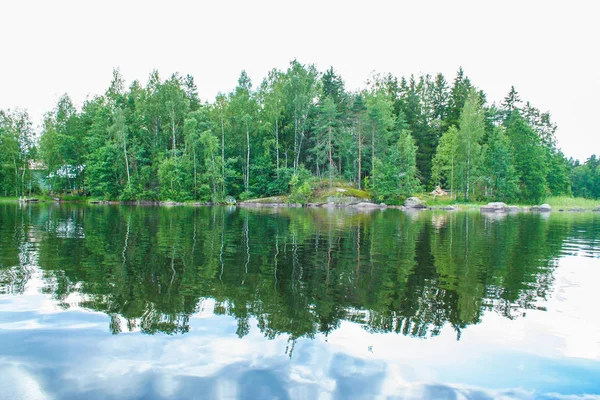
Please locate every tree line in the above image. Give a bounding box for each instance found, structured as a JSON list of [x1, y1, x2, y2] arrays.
[[0, 61, 598, 203]]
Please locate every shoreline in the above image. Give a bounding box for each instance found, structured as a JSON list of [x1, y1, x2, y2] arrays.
[[3, 197, 599, 213]]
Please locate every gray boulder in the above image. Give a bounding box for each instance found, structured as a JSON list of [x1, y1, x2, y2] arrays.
[[593, 206, 600, 212], [352, 202, 379, 208], [481, 202, 508, 212], [508, 206, 520, 213], [440, 206, 456, 211], [404, 197, 427, 209], [388, 205, 406, 210], [539, 204, 552, 212]]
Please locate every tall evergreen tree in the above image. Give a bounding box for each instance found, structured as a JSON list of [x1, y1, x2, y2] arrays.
[[483, 127, 519, 202], [446, 67, 472, 129], [505, 111, 548, 203]]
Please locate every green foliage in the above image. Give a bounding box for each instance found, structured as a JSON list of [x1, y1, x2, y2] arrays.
[[483, 127, 519, 202], [288, 182, 312, 204], [157, 156, 193, 202], [287, 167, 314, 204], [454, 89, 485, 201], [20, 63, 576, 203], [505, 111, 548, 203], [570, 155, 600, 199], [546, 149, 571, 196], [432, 126, 458, 197], [373, 130, 420, 204], [0, 109, 35, 197]]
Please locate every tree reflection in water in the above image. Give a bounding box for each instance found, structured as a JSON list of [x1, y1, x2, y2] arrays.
[[1, 203, 597, 342]]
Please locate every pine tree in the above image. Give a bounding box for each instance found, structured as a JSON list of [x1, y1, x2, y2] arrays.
[[501, 86, 522, 115], [483, 127, 519, 202], [505, 111, 548, 203]]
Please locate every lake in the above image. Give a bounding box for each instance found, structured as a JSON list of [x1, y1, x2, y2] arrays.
[[0, 203, 599, 399]]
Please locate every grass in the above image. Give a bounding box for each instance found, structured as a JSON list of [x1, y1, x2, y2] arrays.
[[418, 194, 600, 210], [543, 196, 599, 209], [0, 196, 20, 202], [0, 195, 55, 203]]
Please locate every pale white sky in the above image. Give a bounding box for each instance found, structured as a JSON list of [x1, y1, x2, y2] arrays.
[[1, 0, 598, 161]]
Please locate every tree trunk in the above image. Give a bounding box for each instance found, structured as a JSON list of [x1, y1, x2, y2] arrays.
[[275, 116, 280, 177], [246, 121, 250, 192], [171, 106, 176, 153], [21, 162, 26, 197], [13, 158, 18, 197], [221, 114, 225, 194], [466, 140, 471, 201], [296, 126, 305, 173], [123, 138, 131, 191], [358, 121, 362, 190], [371, 125, 375, 187], [451, 155, 454, 200], [328, 125, 333, 189], [293, 112, 298, 172]]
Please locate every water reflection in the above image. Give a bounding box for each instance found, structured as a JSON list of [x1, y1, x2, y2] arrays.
[[1, 204, 600, 398], [1, 204, 598, 340]]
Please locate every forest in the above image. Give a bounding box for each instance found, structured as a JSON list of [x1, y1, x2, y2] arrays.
[[0, 60, 598, 204]]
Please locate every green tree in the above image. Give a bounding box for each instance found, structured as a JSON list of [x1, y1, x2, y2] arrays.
[[446, 67, 472, 129], [455, 89, 485, 201], [199, 130, 223, 201], [483, 127, 519, 202], [501, 86, 522, 116], [282, 60, 319, 172], [505, 111, 548, 203], [570, 155, 600, 199], [0, 109, 35, 196], [373, 128, 420, 203], [313, 96, 338, 187], [229, 71, 257, 196], [39, 94, 86, 192], [365, 88, 395, 187], [432, 126, 459, 198]]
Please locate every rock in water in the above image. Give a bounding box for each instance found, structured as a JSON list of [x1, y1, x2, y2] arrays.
[[539, 204, 552, 212], [481, 202, 508, 212], [404, 197, 426, 209], [225, 196, 237, 205], [352, 202, 379, 208]]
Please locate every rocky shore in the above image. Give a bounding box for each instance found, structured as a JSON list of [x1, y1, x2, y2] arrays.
[[69, 198, 600, 213], [481, 202, 600, 213]]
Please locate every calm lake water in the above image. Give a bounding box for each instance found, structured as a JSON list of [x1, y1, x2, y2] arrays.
[[1, 203, 599, 399]]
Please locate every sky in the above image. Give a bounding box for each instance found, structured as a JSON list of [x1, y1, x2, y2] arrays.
[[1, 0, 598, 161]]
